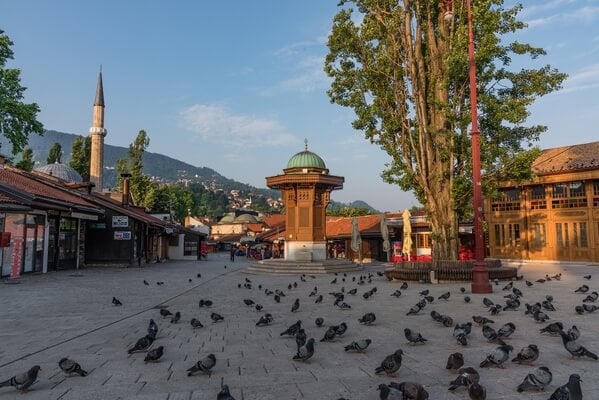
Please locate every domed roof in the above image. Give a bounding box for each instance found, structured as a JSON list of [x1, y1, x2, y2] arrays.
[[35, 163, 82, 182], [286, 140, 326, 169], [219, 215, 235, 224], [234, 213, 259, 223]]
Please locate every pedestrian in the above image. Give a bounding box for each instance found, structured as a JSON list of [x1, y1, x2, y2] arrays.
[[230, 246, 235, 262]]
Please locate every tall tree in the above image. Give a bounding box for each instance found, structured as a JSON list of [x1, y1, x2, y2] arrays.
[[116, 130, 153, 207], [0, 30, 44, 154], [68, 135, 91, 181], [325, 0, 566, 259], [15, 147, 34, 171], [47, 142, 62, 164]]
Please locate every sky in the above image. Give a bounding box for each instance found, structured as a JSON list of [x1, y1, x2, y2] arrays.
[[2, 0, 599, 212]]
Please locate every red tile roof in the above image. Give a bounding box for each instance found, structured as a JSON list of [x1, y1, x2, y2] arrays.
[[533, 141, 599, 175], [326, 214, 382, 238]]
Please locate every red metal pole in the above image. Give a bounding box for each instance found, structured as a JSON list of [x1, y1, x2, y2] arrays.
[[465, 0, 492, 293]]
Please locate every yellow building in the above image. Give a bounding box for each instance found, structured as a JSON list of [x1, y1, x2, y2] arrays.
[[486, 141, 599, 262]]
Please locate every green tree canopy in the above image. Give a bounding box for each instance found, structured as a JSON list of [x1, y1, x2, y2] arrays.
[[47, 142, 62, 164], [15, 147, 34, 171], [68, 135, 90, 181], [325, 0, 566, 259], [0, 30, 44, 154], [116, 130, 153, 207]]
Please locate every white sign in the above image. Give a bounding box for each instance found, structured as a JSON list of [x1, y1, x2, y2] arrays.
[[112, 216, 129, 227], [114, 231, 131, 240]]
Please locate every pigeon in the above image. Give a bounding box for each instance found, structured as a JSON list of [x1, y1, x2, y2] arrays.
[[406, 303, 423, 316], [494, 278, 499, 286], [583, 291, 598, 302], [170, 311, 181, 324], [517, 366, 553, 392], [280, 320, 302, 336], [482, 297, 494, 307], [448, 367, 480, 391], [575, 285, 589, 293], [291, 298, 300, 313], [512, 287, 523, 297], [502, 282, 513, 291], [472, 316, 494, 325], [143, 280, 149, 286], [479, 345, 513, 368], [218, 378, 236, 400], [112, 297, 123, 306], [375, 349, 403, 376], [363, 291, 371, 300], [548, 374, 582, 400], [504, 298, 520, 311], [536, 278, 545, 283], [464, 296, 471, 303], [256, 313, 273, 326], [190, 318, 204, 328], [148, 319, 159, 338], [243, 299, 255, 306], [559, 330, 598, 360], [144, 346, 164, 363], [187, 354, 216, 376], [511, 344, 539, 365], [497, 322, 516, 339], [390, 381, 429, 400], [542, 300, 556, 311], [583, 275, 592, 280], [331, 278, 337, 284], [0, 366, 41, 392], [468, 382, 486, 400], [446, 352, 464, 371], [567, 325, 581, 340], [575, 305, 584, 314], [390, 290, 402, 297], [489, 304, 502, 315], [315, 317, 324, 327], [533, 310, 550, 323], [358, 312, 376, 325], [348, 288, 358, 295], [334, 322, 348, 336], [404, 328, 427, 345], [400, 282, 408, 290], [58, 358, 87, 376], [377, 383, 403, 400], [453, 325, 469, 346], [526, 280, 533, 287], [419, 289, 429, 296], [321, 326, 337, 342], [160, 309, 173, 318], [540, 321, 564, 336], [295, 329, 307, 349], [197, 273, 201, 278], [424, 295, 435, 303], [210, 312, 224, 323], [583, 304, 598, 312], [128, 334, 154, 354], [255, 304, 263, 311], [156, 281, 164, 285], [337, 301, 352, 309], [315, 295, 323, 304], [438, 291, 451, 301], [274, 294, 281, 303], [344, 339, 372, 352], [198, 299, 213, 307], [482, 325, 505, 345], [293, 338, 315, 362]]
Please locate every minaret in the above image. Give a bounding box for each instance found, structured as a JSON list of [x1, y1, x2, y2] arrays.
[[89, 68, 107, 191]]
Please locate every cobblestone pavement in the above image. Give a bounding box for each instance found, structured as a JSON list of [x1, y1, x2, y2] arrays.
[[1, 254, 598, 399]]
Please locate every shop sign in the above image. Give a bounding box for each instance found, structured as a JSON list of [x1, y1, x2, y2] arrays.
[[10, 236, 24, 278], [112, 216, 129, 227], [114, 231, 131, 240]]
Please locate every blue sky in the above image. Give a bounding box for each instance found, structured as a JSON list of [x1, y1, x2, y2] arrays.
[[2, 0, 598, 212]]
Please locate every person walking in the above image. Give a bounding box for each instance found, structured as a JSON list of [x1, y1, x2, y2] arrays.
[[230, 246, 235, 262]]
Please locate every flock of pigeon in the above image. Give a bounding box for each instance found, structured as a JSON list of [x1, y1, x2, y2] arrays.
[[0, 266, 597, 399]]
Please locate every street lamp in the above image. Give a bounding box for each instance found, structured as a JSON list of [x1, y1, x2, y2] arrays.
[[444, 0, 492, 293]]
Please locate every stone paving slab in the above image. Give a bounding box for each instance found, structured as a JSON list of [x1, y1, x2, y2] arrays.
[[1, 254, 599, 399]]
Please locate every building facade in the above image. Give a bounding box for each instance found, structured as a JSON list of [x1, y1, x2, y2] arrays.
[[486, 141, 599, 262]]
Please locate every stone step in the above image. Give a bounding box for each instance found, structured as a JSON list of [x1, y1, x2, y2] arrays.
[[244, 262, 362, 275]]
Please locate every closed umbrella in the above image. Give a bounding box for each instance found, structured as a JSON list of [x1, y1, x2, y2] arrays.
[[350, 217, 362, 260], [380, 213, 390, 261], [402, 209, 412, 261]]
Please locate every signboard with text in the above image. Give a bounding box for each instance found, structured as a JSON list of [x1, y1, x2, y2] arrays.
[[10, 236, 24, 278], [112, 216, 129, 228], [114, 231, 131, 240]]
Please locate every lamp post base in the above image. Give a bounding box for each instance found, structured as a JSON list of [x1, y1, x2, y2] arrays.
[[471, 261, 492, 294]]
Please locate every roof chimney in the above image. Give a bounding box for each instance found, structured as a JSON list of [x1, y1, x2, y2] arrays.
[[121, 173, 132, 207]]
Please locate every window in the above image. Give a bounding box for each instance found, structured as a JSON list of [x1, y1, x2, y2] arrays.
[[529, 185, 546, 209], [416, 234, 431, 248], [184, 240, 196, 256], [493, 223, 519, 246], [532, 223, 546, 249], [556, 223, 569, 249], [573, 222, 588, 248], [593, 181, 599, 207], [491, 188, 521, 211], [552, 181, 588, 209]]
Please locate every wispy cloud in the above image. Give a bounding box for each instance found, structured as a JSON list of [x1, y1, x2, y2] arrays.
[[560, 63, 599, 93], [178, 104, 298, 147], [524, 5, 599, 28]]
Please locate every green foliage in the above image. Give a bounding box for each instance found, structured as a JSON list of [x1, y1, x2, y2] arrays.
[[68, 135, 90, 181], [15, 147, 33, 171], [0, 30, 44, 154], [325, 0, 566, 258], [327, 207, 374, 217], [47, 142, 62, 164], [116, 130, 153, 207]]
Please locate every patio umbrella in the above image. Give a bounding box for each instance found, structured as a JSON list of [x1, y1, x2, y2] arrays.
[[402, 209, 412, 261], [350, 217, 362, 259], [380, 213, 390, 261]]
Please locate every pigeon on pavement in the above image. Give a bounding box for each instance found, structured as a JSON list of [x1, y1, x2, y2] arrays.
[[358, 312, 376, 325], [295, 329, 307, 349], [144, 346, 164, 363], [479, 345, 513, 368], [190, 318, 204, 328], [159, 309, 173, 318], [377, 383, 403, 400], [375, 349, 403, 376], [210, 312, 224, 323], [59, 358, 87, 376], [559, 330, 598, 360], [404, 328, 427, 345], [112, 297, 123, 306], [291, 298, 300, 313], [511, 344, 539, 365], [170, 311, 180, 324], [497, 322, 516, 339], [148, 319, 158, 339], [448, 367, 480, 391], [575, 285, 589, 293], [567, 325, 581, 340], [128, 335, 154, 354], [390, 381, 429, 399], [187, 354, 216, 376], [217, 377, 236, 400], [255, 313, 273, 326], [334, 322, 348, 336], [438, 291, 451, 301], [446, 352, 464, 371], [344, 339, 372, 352], [517, 366, 552, 392], [293, 338, 315, 362], [0, 366, 41, 392], [321, 326, 337, 342], [315, 317, 324, 327], [472, 316, 494, 325], [280, 320, 302, 336], [548, 374, 583, 400], [468, 382, 486, 400], [540, 322, 563, 336]]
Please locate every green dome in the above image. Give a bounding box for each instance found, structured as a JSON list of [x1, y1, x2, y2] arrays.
[[286, 150, 326, 169]]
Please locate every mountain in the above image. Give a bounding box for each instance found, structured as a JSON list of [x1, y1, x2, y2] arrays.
[[1, 130, 376, 210]]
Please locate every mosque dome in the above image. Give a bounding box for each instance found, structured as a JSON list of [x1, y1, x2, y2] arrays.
[[35, 163, 83, 182], [286, 140, 326, 169], [234, 213, 259, 223], [219, 215, 235, 224]]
